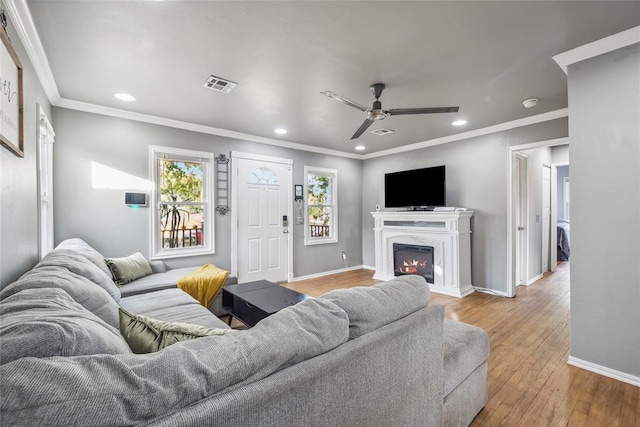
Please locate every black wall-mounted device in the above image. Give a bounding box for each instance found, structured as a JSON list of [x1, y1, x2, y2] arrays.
[[124, 192, 148, 207]]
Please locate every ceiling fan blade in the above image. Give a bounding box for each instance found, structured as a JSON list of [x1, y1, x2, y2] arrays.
[[321, 91, 368, 112], [351, 118, 375, 140], [388, 106, 459, 115]]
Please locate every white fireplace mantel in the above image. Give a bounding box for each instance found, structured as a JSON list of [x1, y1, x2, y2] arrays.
[[372, 210, 474, 298]]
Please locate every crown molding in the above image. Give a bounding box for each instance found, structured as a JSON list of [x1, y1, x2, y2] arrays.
[[8, 0, 569, 161], [362, 108, 568, 160], [553, 26, 640, 74], [57, 98, 363, 160], [3, 0, 60, 103]]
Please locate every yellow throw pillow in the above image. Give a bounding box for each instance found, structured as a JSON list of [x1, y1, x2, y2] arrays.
[[118, 308, 232, 354]]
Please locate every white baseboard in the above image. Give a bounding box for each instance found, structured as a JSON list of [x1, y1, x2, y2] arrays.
[[526, 273, 544, 286], [291, 265, 367, 282], [361, 265, 376, 271], [473, 286, 508, 297], [567, 356, 640, 387]]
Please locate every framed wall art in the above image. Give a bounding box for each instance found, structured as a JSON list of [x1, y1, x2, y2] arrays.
[[0, 25, 23, 157]]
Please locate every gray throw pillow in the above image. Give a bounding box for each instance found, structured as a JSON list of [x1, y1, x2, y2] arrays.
[[119, 308, 232, 353], [105, 251, 153, 286], [0, 288, 132, 365]]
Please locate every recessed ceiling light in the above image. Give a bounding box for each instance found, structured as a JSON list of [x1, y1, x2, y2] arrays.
[[274, 128, 287, 135], [452, 119, 468, 126], [114, 93, 136, 102], [354, 145, 366, 151]]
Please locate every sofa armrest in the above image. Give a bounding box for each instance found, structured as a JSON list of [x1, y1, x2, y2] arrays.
[[148, 260, 166, 274]]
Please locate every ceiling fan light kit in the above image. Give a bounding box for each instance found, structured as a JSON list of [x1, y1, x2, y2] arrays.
[[321, 83, 459, 140]]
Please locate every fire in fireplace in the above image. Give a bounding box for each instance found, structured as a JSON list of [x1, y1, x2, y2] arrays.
[[393, 243, 434, 284]]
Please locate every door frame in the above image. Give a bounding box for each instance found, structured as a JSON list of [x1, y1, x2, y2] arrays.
[[550, 162, 569, 273], [541, 164, 552, 274], [230, 151, 294, 282], [514, 152, 529, 288], [507, 137, 569, 297]]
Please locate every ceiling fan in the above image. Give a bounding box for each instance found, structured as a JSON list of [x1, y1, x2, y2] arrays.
[[321, 83, 459, 140]]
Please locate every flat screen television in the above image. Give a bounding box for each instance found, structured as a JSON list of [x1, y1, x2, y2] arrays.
[[385, 165, 446, 209]]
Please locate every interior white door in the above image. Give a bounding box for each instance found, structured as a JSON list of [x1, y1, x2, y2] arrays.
[[563, 177, 570, 219], [515, 153, 528, 286], [235, 155, 292, 283], [542, 165, 551, 273]]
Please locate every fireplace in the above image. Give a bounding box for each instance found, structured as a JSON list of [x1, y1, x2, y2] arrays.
[[393, 243, 434, 284]]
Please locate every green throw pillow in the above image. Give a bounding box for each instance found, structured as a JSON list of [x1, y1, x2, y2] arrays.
[[119, 308, 232, 354], [105, 251, 153, 286]]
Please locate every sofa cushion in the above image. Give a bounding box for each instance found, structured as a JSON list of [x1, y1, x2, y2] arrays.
[[320, 275, 430, 339], [0, 288, 131, 365], [1, 266, 120, 329], [36, 248, 121, 302], [120, 288, 229, 329], [117, 266, 200, 297], [443, 319, 490, 397], [105, 251, 153, 286], [0, 298, 349, 425], [55, 237, 113, 278], [119, 307, 231, 353]]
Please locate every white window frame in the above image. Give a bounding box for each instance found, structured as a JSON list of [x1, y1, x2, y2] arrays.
[[149, 146, 214, 259], [304, 166, 338, 245]]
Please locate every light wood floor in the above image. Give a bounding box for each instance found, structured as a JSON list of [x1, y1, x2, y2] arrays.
[[283, 263, 639, 426]]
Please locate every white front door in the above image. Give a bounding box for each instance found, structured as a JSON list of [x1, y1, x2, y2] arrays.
[[232, 152, 292, 283], [542, 165, 551, 273]]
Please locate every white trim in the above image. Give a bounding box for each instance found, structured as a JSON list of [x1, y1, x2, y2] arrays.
[[304, 166, 338, 246], [473, 286, 508, 298], [3, 0, 61, 103], [507, 137, 570, 297], [230, 151, 294, 282], [553, 26, 640, 74], [363, 109, 568, 160], [148, 146, 215, 260], [292, 265, 365, 282], [568, 356, 640, 387], [526, 273, 544, 286], [361, 265, 376, 271]]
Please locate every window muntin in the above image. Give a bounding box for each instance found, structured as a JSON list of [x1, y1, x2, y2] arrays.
[[248, 167, 279, 185], [151, 147, 214, 258], [304, 167, 338, 245]]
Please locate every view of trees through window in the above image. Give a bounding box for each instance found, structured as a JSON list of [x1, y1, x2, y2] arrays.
[[307, 172, 334, 239], [159, 160, 205, 248]]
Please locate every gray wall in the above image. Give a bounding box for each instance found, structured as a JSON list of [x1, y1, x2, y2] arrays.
[[0, 18, 53, 287], [521, 146, 552, 280], [51, 108, 362, 278], [568, 43, 639, 377], [361, 119, 568, 293]]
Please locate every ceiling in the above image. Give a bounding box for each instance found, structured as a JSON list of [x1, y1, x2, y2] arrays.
[[26, 1, 640, 155]]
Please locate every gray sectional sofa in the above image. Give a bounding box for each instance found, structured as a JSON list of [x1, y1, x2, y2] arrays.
[[0, 238, 489, 426]]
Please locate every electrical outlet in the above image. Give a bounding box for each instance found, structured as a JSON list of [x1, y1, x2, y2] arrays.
[[341, 251, 346, 260]]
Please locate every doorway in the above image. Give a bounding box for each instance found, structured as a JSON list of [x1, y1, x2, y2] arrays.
[[231, 151, 293, 283], [514, 152, 529, 287], [507, 137, 569, 297]]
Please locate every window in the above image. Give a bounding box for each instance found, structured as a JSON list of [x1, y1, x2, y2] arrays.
[[37, 105, 55, 258], [304, 166, 338, 245], [150, 146, 214, 259]]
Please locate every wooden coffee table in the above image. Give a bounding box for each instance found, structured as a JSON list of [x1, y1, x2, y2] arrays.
[[222, 280, 309, 327]]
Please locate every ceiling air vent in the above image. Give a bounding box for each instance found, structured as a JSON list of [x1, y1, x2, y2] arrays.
[[203, 75, 237, 93], [371, 128, 395, 136]]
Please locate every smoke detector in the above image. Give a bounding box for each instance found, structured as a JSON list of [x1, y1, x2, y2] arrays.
[[371, 128, 395, 136], [203, 75, 237, 93], [522, 98, 539, 108]]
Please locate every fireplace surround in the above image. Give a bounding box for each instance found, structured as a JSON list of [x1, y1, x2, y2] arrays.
[[372, 210, 474, 297]]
